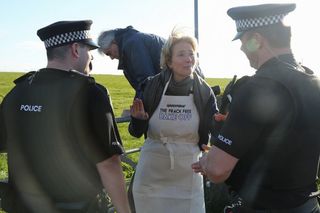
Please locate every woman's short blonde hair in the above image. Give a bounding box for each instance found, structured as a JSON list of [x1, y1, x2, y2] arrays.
[[160, 27, 198, 70]]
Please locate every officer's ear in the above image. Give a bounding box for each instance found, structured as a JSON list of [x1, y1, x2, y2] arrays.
[[245, 33, 261, 52], [70, 43, 81, 58]]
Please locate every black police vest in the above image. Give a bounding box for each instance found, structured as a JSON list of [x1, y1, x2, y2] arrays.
[[227, 62, 320, 208], [2, 69, 103, 202], [254, 64, 319, 189]]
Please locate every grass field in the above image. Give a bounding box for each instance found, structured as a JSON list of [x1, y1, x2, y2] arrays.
[[0, 72, 231, 180]]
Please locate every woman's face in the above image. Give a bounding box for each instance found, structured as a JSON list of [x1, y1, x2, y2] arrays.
[[168, 40, 196, 82]]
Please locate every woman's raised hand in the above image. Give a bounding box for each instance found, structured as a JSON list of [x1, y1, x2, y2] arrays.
[[130, 98, 149, 120]]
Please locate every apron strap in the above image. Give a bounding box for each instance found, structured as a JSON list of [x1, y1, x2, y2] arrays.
[[161, 137, 175, 170]]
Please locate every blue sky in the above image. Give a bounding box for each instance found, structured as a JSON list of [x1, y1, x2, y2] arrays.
[[0, 0, 319, 78]]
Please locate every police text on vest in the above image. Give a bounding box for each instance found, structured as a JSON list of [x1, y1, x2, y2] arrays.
[[218, 134, 232, 145], [20, 104, 42, 112]]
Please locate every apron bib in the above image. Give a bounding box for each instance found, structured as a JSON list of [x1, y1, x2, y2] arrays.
[[133, 75, 205, 213]]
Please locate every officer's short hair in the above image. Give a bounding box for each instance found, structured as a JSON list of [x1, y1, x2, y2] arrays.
[[46, 45, 69, 60], [247, 23, 291, 48]]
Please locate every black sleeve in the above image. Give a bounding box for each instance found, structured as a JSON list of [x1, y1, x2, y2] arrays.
[[213, 78, 294, 159], [194, 65, 205, 79], [128, 79, 152, 138], [128, 116, 148, 138], [88, 84, 124, 161], [207, 91, 219, 135]]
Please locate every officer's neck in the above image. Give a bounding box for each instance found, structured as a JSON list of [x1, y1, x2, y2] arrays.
[[46, 60, 72, 72], [258, 46, 292, 69]]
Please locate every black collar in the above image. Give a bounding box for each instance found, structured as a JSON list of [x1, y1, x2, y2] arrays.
[[257, 54, 299, 74]]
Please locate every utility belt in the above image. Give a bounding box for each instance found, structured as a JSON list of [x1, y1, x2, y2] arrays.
[[224, 191, 320, 213], [56, 190, 111, 213], [0, 181, 109, 213], [55, 201, 88, 213]]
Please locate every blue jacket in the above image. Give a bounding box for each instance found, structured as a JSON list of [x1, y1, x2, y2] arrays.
[[114, 26, 165, 97]]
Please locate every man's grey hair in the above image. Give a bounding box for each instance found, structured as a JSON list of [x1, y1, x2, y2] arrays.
[[97, 30, 116, 54]]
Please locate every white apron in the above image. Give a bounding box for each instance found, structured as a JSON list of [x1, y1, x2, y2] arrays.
[[133, 76, 205, 213]]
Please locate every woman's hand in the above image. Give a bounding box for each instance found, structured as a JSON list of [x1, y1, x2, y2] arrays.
[[192, 144, 211, 176], [214, 112, 228, 122], [130, 98, 149, 120]]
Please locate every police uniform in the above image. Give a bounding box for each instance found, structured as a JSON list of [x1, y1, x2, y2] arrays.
[[0, 20, 124, 212], [213, 4, 320, 212]]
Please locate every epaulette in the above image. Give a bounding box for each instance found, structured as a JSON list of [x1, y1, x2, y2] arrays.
[[231, 75, 251, 95], [68, 69, 96, 84], [301, 65, 314, 75], [13, 71, 37, 84], [219, 75, 251, 114]]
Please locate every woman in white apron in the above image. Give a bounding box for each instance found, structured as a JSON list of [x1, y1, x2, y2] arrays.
[[129, 28, 218, 213]]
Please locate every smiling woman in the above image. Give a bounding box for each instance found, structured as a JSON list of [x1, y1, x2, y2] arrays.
[[165, 34, 198, 81], [128, 26, 219, 213]]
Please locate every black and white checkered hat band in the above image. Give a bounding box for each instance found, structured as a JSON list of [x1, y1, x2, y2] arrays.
[[44, 30, 91, 48], [236, 13, 287, 32]]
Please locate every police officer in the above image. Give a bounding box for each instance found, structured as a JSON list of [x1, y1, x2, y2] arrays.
[[192, 3, 320, 212], [0, 20, 131, 213]]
